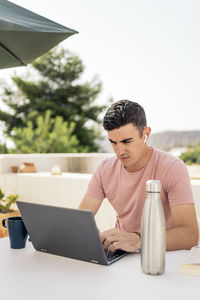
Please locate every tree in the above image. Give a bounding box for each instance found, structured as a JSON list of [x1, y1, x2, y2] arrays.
[[0, 47, 108, 152], [8, 110, 87, 153], [179, 144, 200, 165], [0, 143, 9, 154]]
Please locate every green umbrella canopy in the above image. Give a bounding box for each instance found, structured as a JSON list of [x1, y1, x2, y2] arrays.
[[0, 0, 78, 69]]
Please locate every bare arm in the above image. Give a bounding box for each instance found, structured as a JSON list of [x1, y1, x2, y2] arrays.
[[100, 204, 199, 253], [166, 203, 199, 250], [78, 195, 103, 215]]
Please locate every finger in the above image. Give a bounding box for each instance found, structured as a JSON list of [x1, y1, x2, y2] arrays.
[[103, 236, 118, 250], [100, 229, 115, 243], [108, 241, 120, 252], [103, 237, 112, 250], [100, 232, 106, 243], [100, 229, 121, 249]]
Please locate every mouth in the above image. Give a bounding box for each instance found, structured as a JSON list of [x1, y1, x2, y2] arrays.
[[119, 156, 129, 161]]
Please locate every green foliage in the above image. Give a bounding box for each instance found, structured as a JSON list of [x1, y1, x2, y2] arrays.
[[0, 47, 108, 152], [9, 110, 88, 153], [0, 142, 9, 154], [0, 187, 18, 213], [179, 144, 200, 164]]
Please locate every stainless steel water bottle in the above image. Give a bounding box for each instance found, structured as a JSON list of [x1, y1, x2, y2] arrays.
[[141, 180, 166, 275]]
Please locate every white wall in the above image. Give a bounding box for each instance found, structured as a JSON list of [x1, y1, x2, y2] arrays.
[[0, 153, 114, 174]]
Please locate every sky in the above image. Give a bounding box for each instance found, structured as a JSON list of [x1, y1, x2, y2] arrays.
[[1, 0, 200, 136]]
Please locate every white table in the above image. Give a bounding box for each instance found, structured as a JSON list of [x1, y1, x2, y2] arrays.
[[0, 237, 199, 300]]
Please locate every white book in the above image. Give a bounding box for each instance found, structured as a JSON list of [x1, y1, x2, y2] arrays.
[[179, 246, 200, 276]]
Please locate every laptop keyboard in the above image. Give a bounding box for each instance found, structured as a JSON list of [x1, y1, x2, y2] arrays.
[[105, 249, 127, 262]]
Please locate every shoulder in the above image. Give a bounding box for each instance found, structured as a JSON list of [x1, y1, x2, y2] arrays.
[[153, 149, 188, 176], [91, 156, 120, 183], [95, 156, 119, 173], [152, 148, 184, 169]]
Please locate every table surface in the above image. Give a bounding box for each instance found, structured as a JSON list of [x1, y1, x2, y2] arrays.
[[1, 237, 199, 300]]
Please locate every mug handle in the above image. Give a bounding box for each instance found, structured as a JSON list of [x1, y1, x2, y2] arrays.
[[2, 219, 7, 228]]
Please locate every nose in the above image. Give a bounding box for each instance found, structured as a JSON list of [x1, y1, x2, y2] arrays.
[[116, 143, 126, 156]]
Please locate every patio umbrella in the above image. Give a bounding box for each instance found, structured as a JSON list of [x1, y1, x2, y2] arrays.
[[0, 0, 78, 69]]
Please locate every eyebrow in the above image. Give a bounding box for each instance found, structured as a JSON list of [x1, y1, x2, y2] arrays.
[[109, 138, 133, 143]]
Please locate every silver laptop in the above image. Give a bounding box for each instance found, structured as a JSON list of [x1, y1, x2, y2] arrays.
[[16, 201, 128, 265]]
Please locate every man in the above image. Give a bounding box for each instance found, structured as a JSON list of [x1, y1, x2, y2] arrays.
[[79, 100, 198, 252]]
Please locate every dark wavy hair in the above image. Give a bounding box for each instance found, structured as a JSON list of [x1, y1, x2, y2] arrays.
[[103, 100, 147, 137]]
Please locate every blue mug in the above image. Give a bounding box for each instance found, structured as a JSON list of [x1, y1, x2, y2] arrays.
[[2, 216, 28, 249]]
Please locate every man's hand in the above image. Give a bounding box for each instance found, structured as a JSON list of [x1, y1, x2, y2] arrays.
[[100, 228, 141, 253]]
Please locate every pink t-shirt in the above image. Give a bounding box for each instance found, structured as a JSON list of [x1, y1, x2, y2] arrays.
[[86, 148, 194, 233]]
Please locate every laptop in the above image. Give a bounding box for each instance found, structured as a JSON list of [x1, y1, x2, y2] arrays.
[[16, 201, 128, 265]]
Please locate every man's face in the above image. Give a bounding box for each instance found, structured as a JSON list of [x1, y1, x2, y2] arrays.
[[107, 123, 150, 172]]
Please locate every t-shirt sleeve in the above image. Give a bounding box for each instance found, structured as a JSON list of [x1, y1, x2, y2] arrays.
[[164, 159, 194, 207], [85, 162, 106, 200]]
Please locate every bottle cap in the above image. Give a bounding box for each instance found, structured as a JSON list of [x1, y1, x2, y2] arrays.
[[146, 180, 161, 193]]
